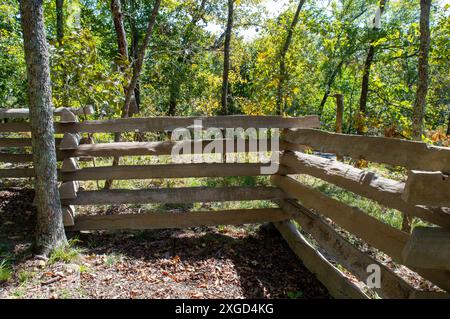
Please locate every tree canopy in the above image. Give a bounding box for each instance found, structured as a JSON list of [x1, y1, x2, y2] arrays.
[[1, 0, 449, 141]]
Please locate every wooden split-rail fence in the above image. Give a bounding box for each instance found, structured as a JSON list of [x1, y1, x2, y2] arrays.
[[0, 107, 449, 299]]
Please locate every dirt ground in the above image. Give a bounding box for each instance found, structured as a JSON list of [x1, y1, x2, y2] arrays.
[[0, 188, 330, 299]]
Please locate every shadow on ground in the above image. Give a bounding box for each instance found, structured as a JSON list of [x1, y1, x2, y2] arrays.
[[0, 188, 330, 299]]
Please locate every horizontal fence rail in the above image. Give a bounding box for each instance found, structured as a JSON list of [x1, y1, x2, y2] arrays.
[[0, 106, 93, 119], [0, 115, 320, 133], [61, 186, 288, 205], [282, 128, 450, 172], [68, 208, 289, 231], [0, 163, 293, 180]]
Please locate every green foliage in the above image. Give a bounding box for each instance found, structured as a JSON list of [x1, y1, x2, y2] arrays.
[[0, 1, 26, 107], [287, 290, 304, 299], [50, 29, 125, 117], [48, 239, 83, 264], [0, 259, 13, 283], [0, 0, 448, 135], [18, 270, 35, 284]]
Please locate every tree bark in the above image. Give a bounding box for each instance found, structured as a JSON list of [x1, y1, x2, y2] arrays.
[[357, 0, 386, 135], [111, 0, 139, 117], [220, 0, 234, 115], [111, 0, 128, 61], [20, 0, 67, 256], [275, 0, 306, 115], [56, 0, 64, 44], [129, 1, 141, 113], [105, 0, 133, 190], [412, 0, 431, 140]]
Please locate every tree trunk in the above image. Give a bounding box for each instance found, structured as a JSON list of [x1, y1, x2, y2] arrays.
[[105, 0, 133, 190], [167, 76, 181, 116], [111, 0, 139, 117], [318, 59, 344, 117], [221, 0, 234, 115], [122, 0, 161, 117], [105, 0, 161, 189], [111, 0, 128, 61], [129, 5, 141, 113], [334, 93, 344, 161], [275, 0, 306, 115], [412, 0, 431, 140], [357, 0, 386, 135], [20, 0, 67, 256], [447, 111, 450, 136], [56, 0, 64, 44], [334, 94, 344, 134]]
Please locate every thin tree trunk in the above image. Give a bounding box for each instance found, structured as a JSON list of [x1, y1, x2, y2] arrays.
[[167, 76, 181, 116], [105, 0, 160, 189], [122, 0, 161, 117], [111, 0, 139, 117], [334, 94, 344, 134], [334, 93, 344, 161], [105, 0, 132, 190], [221, 0, 234, 115], [318, 59, 344, 117], [111, 0, 128, 60], [56, 0, 64, 44], [447, 111, 450, 136], [129, 4, 141, 112], [412, 0, 431, 140], [20, 0, 67, 256], [275, 0, 306, 115], [357, 0, 386, 135]]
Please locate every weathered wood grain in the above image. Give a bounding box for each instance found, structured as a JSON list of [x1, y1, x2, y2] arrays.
[[281, 151, 450, 227], [60, 163, 290, 181], [272, 175, 450, 292], [0, 163, 291, 180], [402, 171, 450, 207], [60, 139, 277, 158], [274, 220, 369, 299], [272, 175, 409, 259], [279, 199, 415, 299], [69, 208, 290, 231], [0, 138, 62, 147], [282, 128, 450, 172], [62, 186, 287, 205], [402, 227, 450, 271], [0, 106, 93, 119]]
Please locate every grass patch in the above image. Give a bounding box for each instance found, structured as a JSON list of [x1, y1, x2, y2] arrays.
[[287, 290, 304, 299], [0, 260, 13, 283], [49, 239, 83, 264], [104, 253, 123, 267], [18, 270, 35, 284]]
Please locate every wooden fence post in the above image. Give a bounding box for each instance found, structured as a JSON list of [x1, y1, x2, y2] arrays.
[[58, 108, 80, 226]]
